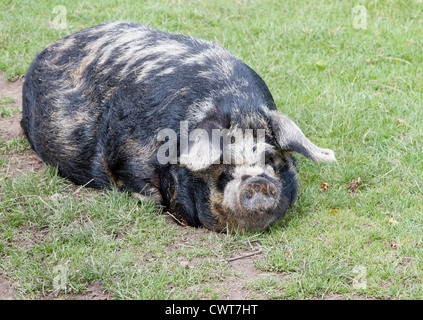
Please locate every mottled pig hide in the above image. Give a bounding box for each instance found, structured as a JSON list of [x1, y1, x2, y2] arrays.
[[21, 22, 336, 232]]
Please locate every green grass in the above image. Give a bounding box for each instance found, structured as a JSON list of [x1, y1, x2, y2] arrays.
[[0, 137, 30, 155], [0, 97, 20, 117], [1, 0, 422, 299]]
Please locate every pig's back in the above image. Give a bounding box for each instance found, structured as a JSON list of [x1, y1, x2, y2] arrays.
[[21, 21, 273, 189]]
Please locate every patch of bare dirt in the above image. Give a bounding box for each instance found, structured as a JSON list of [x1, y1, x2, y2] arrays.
[[0, 74, 24, 109], [0, 74, 25, 140], [0, 113, 24, 141], [41, 281, 113, 300], [72, 281, 113, 300], [223, 255, 270, 299], [0, 275, 18, 300], [1, 152, 45, 177], [165, 222, 274, 299], [0, 74, 46, 177]]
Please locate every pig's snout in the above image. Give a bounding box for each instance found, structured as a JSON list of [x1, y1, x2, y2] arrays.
[[239, 176, 279, 213]]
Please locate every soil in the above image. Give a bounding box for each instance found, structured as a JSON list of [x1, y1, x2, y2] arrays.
[[0, 75, 24, 141], [0, 75, 45, 177], [0, 275, 18, 300]]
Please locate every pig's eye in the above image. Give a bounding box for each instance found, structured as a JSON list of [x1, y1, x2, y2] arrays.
[[241, 175, 251, 181], [264, 152, 275, 164], [217, 167, 233, 192]]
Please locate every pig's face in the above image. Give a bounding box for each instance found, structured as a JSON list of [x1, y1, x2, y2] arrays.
[[209, 153, 298, 232], [180, 109, 336, 232]]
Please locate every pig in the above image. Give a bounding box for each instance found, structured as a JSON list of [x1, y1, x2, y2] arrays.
[[21, 21, 336, 232]]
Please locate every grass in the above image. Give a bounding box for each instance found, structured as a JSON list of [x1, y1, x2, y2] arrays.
[[1, 0, 422, 299], [0, 97, 20, 117]]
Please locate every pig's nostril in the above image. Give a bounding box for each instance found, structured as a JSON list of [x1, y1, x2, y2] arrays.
[[241, 175, 251, 181], [240, 177, 279, 212]]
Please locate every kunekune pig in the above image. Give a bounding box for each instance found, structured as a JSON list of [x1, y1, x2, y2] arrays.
[[21, 22, 336, 232]]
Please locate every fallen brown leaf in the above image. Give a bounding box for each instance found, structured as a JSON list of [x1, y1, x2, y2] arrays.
[[391, 242, 399, 249], [346, 177, 362, 195], [328, 209, 339, 214], [321, 182, 328, 191]]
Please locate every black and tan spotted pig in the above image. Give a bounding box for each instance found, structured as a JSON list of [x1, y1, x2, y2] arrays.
[[21, 22, 336, 232]]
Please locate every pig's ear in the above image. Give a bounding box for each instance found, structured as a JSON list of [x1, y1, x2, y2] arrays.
[[267, 110, 336, 163], [180, 120, 223, 171]]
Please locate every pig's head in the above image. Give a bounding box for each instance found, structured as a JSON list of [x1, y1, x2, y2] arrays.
[[179, 109, 336, 232]]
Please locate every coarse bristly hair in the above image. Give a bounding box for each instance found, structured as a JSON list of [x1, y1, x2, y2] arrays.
[[21, 21, 336, 232]]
